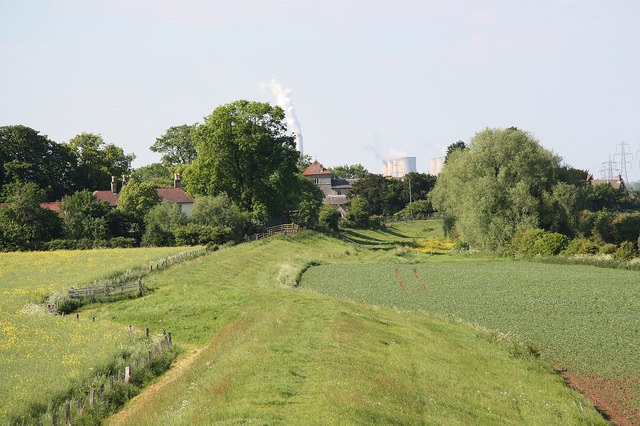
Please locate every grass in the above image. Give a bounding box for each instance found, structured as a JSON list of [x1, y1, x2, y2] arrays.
[[0, 246, 189, 423], [89, 232, 605, 424]]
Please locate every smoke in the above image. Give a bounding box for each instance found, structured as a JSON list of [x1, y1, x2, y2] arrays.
[[381, 148, 410, 161], [261, 79, 304, 155]]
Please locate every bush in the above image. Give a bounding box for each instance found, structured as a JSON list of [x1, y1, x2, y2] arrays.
[[615, 241, 636, 260], [45, 239, 76, 251], [531, 232, 568, 256], [563, 238, 599, 256], [108, 237, 137, 248], [141, 222, 175, 247], [318, 205, 340, 231], [509, 229, 567, 256], [348, 196, 371, 227], [599, 243, 617, 255]]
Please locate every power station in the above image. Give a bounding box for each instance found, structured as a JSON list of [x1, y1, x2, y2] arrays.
[[382, 157, 417, 178]]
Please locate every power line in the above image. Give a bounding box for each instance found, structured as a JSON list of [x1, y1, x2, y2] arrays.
[[600, 154, 617, 179], [615, 141, 633, 183]]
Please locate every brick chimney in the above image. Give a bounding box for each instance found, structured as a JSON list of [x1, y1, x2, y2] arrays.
[[122, 175, 129, 187], [111, 176, 117, 194], [174, 173, 181, 189]]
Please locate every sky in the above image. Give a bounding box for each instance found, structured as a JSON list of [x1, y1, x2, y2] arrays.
[[2, 0, 640, 181]]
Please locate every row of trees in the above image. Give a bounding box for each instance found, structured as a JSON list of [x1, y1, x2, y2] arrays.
[[0, 127, 135, 202]]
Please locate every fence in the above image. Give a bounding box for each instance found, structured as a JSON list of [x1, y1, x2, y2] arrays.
[[244, 223, 300, 242], [45, 326, 175, 425], [68, 277, 143, 299]]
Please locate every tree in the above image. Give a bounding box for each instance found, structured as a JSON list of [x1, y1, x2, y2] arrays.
[[66, 133, 135, 191], [444, 140, 466, 164], [60, 190, 110, 240], [0, 125, 76, 201], [348, 196, 371, 227], [291, 175, 324, 228], [184, 100, 301, 221], [431, 127, 582, 250], [0, 183, 62, 251], [191, 193, 249, 240], [116, 179, 161, 233], [141, 201, 188, 247], [132, 163, 175, 188], [319, 205, 340, 231], [150, 124, 198, 166], [330, 164, 369, 179], [348, 174, 390, 215]]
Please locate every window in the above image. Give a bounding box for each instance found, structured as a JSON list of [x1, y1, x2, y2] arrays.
[[314, 177, 318, 184]]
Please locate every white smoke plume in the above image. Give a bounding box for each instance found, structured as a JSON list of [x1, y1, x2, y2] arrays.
[[262, 79, 304, 155]]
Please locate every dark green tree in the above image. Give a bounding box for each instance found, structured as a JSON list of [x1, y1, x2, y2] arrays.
[[348, 196, 371, 227], [66, 133, 135, 191], [150, 124, 198, 166], [319, 205, 340, 231], [0, 125, 76, 201], [0, 183, 62, 251], [191, 193, 250, 240], [60, 190, 110, 240], [184, 100, 300, 221], [348, 174, 390, 215], [330, 164, 369, 179], [116, 180, 161, 238]]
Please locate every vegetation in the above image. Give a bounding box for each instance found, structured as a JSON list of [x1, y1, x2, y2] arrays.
[[431, 127, 590, 250], [93, 231, 602, 425], [0, 246, 188, 423], [329, 163, 368, 178], [150, 124, 198, 166]]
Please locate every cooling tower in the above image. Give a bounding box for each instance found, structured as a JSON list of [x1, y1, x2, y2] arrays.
[[383, 157, 416, 178], [429, 157, 444, 176]]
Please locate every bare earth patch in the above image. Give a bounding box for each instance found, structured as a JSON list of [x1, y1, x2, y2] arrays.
[[561, 370, 640, 425]]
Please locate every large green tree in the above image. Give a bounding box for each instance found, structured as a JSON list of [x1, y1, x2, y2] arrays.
[[184, 100, 300, 221], [0, 125, 76, 201], [431, 127, 585, 250], [330, 164, 369, 179], [150, 124, 198, 166], [60, 190, 110, 240], [66, 133, 135, 191]]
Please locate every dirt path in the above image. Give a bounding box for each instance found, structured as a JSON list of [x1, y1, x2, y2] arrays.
[[106, 343, 202, 425]]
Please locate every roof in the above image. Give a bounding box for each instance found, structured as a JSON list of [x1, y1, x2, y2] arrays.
[[589, 175, 626, 191], [93, 188, 195, 207], [93, 190, 120, 207], [40, 202, 63, 213], [331, 178, 354, 190], [302, 161, 332, 176], [324, 195, 349, 205], [156, 188, 195, 204]]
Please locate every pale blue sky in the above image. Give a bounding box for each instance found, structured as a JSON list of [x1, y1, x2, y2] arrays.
[[2, 0, 639, 180]]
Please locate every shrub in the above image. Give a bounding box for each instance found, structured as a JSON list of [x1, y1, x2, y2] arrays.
[[318, 205, 340, 231], [531, 232, 568, 256], [141, 222, 175, 247], [45, 239, 76, 251], [615, 241, 637, 260], [599, 243, 617, 255], [348, 196, 371, 227], [509, 229, 546, 256], [563, 238, 599, 256], [108, 237, 137, 248]]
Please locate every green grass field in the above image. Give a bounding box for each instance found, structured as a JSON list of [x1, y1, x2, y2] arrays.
[[86, 232, 605, 425], [0, 247, 189, 423]]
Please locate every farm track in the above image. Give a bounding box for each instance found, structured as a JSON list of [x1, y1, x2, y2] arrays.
[[414, 267, 428, 291], [395, 267, 407, 291]]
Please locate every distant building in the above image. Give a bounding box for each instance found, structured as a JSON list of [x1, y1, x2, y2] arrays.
[[382, 157, 416, 178], [302, 160, 356, 216], [429, 157, 444, 176], [94, 174, 195, 216], [587, 174, 627, 193]]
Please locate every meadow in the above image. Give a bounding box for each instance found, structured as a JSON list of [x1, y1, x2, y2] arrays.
[[0, 247, 188, 423], [87, 232, 603, 424]]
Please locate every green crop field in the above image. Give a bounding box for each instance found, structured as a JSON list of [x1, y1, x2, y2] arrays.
[[0, 247, 189, 423]]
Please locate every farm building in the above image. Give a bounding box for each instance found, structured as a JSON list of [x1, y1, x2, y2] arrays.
[[94, 174, 195, 216], [302, 160, 356, 216]]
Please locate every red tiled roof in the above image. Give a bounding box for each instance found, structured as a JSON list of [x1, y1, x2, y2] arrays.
[[589, 175, 626, 191], [93, 190, 120, 207], [40, 202, 63, 212], [156, 188, 195, 204], [302, 161, 332, 176], [93, 188, 194, 206]]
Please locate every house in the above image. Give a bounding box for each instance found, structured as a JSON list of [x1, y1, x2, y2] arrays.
[[93, 174, 195, 216], [302, 160, 357, 216], [587, 174, 627, 193]]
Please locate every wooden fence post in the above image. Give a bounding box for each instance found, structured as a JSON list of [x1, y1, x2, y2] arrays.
[[52, 413, 57, 426], [146, 328, 149, 338], [125, 366, 130, 382], [148, 350, 152, 362], [100, 383, 104, 394], [89, 389, 95, 404], [76, 313, 79, 320], [109, 376, 114, 391], [168, 332, 172, 346], [118, 370, 123, 382], [128, 325, 132, 334], [77, 397, 83, 413], [138, 276, 142, 295]]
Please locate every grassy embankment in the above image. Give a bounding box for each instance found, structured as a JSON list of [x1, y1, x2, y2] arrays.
[[0, 247, 189, 423], [85, 229, 604, 424]]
